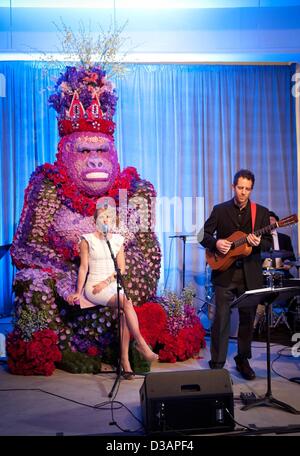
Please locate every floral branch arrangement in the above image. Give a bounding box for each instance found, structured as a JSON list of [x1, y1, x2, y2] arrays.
[[156, 285, 206, 363], [53, 18, 132, 78]]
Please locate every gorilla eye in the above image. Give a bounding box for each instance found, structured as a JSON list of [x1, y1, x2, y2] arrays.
[[97, 146, 109, 153], [79, 149, 90, 154]]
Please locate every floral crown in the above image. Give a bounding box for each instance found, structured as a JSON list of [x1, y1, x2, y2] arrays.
[[49, 65, 118, 138]]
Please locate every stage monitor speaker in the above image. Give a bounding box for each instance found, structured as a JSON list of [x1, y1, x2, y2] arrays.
[[140, 369, 234, 434]]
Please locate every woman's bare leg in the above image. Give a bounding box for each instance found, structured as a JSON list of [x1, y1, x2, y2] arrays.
[[108, 294, 158, 362], [119, 312, 133, 373]]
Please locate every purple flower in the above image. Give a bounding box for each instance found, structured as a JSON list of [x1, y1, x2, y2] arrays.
[[48, 65, 117, 119]]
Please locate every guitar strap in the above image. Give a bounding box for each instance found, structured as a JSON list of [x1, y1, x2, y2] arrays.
[[250, 201, 257, 232]]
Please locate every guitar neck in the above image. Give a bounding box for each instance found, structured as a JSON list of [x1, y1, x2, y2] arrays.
[[234, 223, 277, 248]]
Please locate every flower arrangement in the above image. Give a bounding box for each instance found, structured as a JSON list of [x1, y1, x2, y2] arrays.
[[134, 302, 168, 348], [124, 235, 161, 306], [6, 328, 62, 376], [41, 161, 141, 218], [6, 271, 61, 375], [8, 270, 120, 375], [51, 19, 130, 77], [8, 21, 170, 376], [155, 287, 206, 363], [134, 287, 206, 364], [8, 262, 204, 374], [48, 65, 117, 121], [9, 158, 162, 375]]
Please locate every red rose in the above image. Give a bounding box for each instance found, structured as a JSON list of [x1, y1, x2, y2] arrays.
[[87, 346, 100, 357], [27, 340, 43, 359], [135, 302, 167, 348], [6, 329, 61, 376]]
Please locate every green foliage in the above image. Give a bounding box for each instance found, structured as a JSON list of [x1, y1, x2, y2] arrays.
[[129, 342, 151, 374], [13, 279, 31, 295], [14, 308, 49, 341], [56, 349, 102, 374], [162, 284, 196, 318], [101, 341, 118, 367], [181, 284, 196, 306]]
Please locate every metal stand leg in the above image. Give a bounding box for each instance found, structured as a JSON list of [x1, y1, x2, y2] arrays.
[[242, 301, 299, 415], [272, 309, 292, 331]]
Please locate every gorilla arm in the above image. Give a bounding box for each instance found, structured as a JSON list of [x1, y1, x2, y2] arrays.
[[10, 167, 78, 299]]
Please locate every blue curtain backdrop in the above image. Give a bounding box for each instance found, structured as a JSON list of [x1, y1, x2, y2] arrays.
[[0, 62, 297, 315]]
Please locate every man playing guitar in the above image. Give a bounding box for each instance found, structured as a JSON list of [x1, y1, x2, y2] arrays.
[[199, 169, 272, 380]]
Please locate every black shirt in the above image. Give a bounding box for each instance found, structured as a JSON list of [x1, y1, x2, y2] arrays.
[[232, 199, 252, 233]]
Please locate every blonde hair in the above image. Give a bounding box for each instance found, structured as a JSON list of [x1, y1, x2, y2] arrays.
[[94, 205, 117, 223]]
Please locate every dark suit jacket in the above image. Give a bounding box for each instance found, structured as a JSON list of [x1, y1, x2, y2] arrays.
[[277, 232, 296, 261], [200, 199, 272, 289]]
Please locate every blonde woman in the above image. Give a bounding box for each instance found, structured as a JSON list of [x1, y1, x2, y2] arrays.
[[67, 205, 158, 378]]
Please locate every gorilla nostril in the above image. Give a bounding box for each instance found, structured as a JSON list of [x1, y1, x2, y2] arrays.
[[88, 159, 102, 168]]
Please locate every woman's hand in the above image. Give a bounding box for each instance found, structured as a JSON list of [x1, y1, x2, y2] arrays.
[[67, 293, 81, 306], [92, 276, 114, 294], [92, 280, 108, 295]]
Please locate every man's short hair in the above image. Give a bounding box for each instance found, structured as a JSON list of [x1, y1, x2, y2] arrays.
[[269, 211, 279, 221], [233, 169, 255, 188]]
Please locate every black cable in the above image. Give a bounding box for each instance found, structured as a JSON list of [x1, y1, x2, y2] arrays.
[[95, 370, 146, 433], [0, 387, 105, 409], [224, 407, 258, 432], [271, 346, 300, 383], [0, 387, 144, 433], [95, 398, 144, 434]]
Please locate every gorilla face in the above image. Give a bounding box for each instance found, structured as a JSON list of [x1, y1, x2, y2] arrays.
[[59, 132, 119, 196]]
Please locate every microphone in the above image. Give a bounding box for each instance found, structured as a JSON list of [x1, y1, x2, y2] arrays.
[[101, 224, 108, 238], [96, 219, 109, 237]]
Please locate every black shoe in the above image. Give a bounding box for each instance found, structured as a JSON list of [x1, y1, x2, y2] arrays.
[[121, 370, 135, 380], [234, 356, 255, 380], [209, 360, 225, 369]]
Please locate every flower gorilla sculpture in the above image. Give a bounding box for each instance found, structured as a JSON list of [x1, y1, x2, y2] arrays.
[[9, 65, 162, 373]]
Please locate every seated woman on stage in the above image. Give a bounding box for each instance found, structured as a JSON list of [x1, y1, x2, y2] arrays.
[[67, 204, 159, 378]]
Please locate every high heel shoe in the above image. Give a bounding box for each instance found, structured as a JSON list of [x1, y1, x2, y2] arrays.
[[121, 370, 135, 380], [121, 361, 135, 380], [135, 342, 159, 362]]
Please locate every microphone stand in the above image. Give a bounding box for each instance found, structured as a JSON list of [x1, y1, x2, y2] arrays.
[[169, 234, 193, 290], [104, 231, 129, 399]]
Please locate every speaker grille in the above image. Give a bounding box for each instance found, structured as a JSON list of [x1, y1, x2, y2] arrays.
[[140, 369, 234, 434]]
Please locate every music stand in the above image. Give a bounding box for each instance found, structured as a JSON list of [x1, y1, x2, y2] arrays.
[[232, 286, 300, 414]]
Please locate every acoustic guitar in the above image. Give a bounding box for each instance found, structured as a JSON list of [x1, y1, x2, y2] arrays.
[[206, 214, 298, 272]]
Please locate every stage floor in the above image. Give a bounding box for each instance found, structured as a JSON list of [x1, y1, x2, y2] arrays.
[[0, 335, 300, 437]]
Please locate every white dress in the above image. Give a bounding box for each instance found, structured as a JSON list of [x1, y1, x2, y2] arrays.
[[81, 233, 124, 306]]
